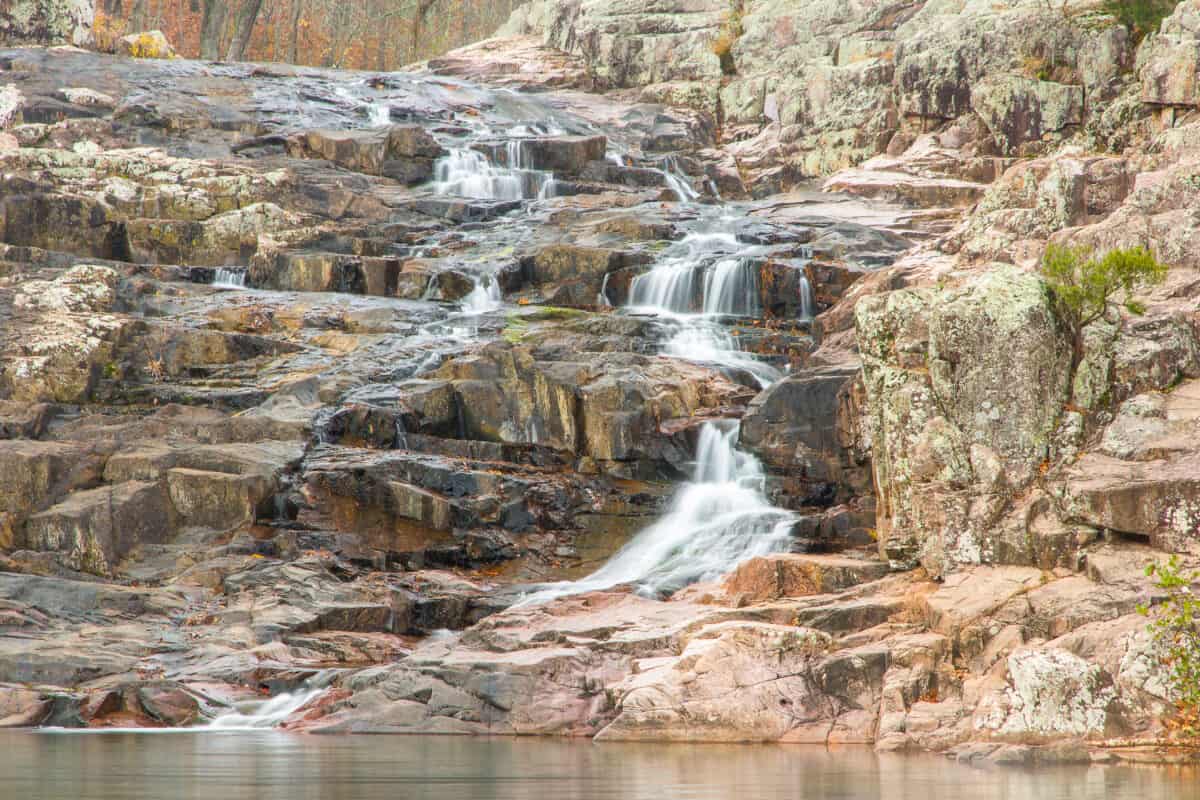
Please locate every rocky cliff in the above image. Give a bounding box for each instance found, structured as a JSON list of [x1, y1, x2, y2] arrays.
[[2, 0, 93, 46], [0, 0, 1199, 767]]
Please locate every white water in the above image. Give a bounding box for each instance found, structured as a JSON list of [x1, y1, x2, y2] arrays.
[[460, 275, 502, 315], [703, 258, 760, 317], [626, 229, 781, 387], [212, 268, 247, 289], [432, 135, 558, 201], [515, 216, 800, 606], [627, 232, 738, 312], [206, 685, 327, 730], [368, 101, 391, 127], [517, 421, 794, 604], [661, 155, 699, 202], [432, 148, 527, 200], [799, 275, 815, 321]]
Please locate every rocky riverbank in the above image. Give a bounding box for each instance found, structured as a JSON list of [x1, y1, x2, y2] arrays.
[[2, 0, 1200, 768]]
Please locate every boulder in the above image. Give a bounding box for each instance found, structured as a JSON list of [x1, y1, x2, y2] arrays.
[[118, 30, 176, 59], [721, 554, 890, 604], [970, 76, 1082, 154], [0, 1, 93, 46], [166, 468, 275, 531], [286, 126, 445, 183], [973, 648, 1123, 743], [856, 266, 1072, 575], [21, 481, 174, 575], [741, 365, 867, 499]]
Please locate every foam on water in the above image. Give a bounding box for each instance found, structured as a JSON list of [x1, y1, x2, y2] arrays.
[[211, 268, 247, 289], [460, 275, 502, 315], [517, 420, 794, 604], [205, 686, 328, 731]]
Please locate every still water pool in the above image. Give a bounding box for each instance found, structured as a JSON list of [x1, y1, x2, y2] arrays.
[[4, 731, 1197, 800]]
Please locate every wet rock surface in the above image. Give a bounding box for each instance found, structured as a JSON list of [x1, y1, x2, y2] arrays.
[[0, 0, 1199, 766]]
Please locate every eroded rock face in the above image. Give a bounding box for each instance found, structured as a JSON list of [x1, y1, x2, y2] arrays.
[[0, 0, 93, 47], [504, 0, 1132, 186], [1, 0, 1199, 763], [857, 266, 1072, 575]]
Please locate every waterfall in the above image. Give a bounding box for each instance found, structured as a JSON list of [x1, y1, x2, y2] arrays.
[[460, 274, 502, 315], [368, 102, 391, 127], [206, 684, 328, 730], [212, 268, 247, 289], [624, 230, 779, 386], [515, 218, 799, 607], [626, 232, 739, 314], [432, 138, 555, 201], [516, 420, 794, 604], [799, 275, 815, 321], [432, 149, 527, 201], [597, 272, 613, 307], [703, 258, 760, 317], [205, 672, 338, 730], [661, 155, 699, 202], [628, 261, 698, 312]]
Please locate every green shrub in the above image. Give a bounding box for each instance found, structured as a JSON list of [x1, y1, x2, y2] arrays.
[[1101, 0, 1175, 42], [1139, 556, 1200, 737], [1040, 243, 1168, 345]]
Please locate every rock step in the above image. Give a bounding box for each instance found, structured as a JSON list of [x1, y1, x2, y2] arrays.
[[21, 481, 172, 576], [722, 553, 891, 605]]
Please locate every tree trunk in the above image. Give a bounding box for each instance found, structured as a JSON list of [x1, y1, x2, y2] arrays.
[[288, 0, 304, 64], [129, 0, 149, 30], [411, 0, 436, 58], [226, 0, 265, 61], [200, 0, 227, 60]]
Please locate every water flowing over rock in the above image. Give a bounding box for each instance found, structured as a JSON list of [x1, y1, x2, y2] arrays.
[[3, 0, 1200, 769]]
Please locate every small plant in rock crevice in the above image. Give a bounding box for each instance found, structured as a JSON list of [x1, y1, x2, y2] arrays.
[[1138, 556, 1200, 738], [1039, 242, 1168, 366], [1101, 0, 1176, 43], [710, 2, 745, 76]]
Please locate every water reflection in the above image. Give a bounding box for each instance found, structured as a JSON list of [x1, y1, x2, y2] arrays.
[[5, 733, 1197, 800]]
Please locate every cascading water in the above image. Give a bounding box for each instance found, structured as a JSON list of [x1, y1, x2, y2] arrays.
[[626, 229, 781, 388], [206, 679, 331, 730], [799, 275, 815, 321], [432, 149, 527, 201], [517, 420, 794, 605], [703, 258, 760, 317], [432, 135, 557, 201], [660, 155, 700, 202], [212, 268, 247, 289], [459, 274, 502, 315], [367, 101, 392, 127], [517, 217, 799, 607]]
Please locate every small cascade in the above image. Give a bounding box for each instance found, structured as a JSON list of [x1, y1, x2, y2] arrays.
[[625, 229, 780, 386], [661, 155, 699, 203], [206, 675, 334, 730], [703, 258, 760, 317], [628, 261, 698, 312], [799, 275, 815, 322], [626, 232, 739, 314], [211, 268, 247, 289], [432, 137, 556, 201], [517, 420, 794, 604], [368, 101, 392, 127], [597, 272, 613, 307], [459, 274, 502, 315], [432, 149, 526, 201]]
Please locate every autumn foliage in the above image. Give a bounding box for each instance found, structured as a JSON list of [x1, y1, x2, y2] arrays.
[[95, 0, 523, 70]]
